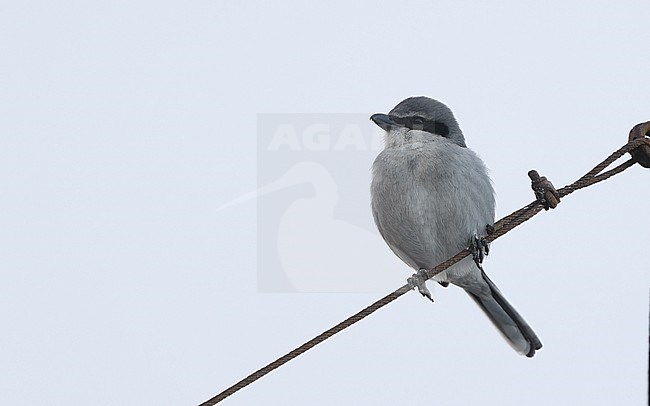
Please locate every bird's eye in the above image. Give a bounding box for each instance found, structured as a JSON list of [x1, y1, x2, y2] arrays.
[[411, 117, 425, 130]]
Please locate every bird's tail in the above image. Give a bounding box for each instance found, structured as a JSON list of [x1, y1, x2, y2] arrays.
[[465, 271, 543, 357]]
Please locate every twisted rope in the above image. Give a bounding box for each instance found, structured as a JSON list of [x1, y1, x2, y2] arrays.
[[200, 136, 649, 406]]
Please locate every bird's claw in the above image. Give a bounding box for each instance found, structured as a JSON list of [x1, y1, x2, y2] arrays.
[[407, 269, 434, 302], [469, 233, 489, 268]]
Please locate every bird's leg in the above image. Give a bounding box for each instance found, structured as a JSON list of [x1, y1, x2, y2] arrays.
[[469, 233, 489, 269], [407, 269, 434, 302]]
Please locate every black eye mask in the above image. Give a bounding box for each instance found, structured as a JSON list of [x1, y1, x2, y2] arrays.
[[390, 115, 450, 136]]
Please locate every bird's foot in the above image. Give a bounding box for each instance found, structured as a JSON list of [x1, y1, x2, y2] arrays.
[[469, 233, 489, 268], [407, 269, 434, 302]]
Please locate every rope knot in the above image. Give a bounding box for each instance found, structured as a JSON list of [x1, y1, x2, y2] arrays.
[[528, 170, 560, 210], [628, 121, 650, 168]]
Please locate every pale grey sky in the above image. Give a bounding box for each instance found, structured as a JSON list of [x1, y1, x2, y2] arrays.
[[1, 1, 649, 405]]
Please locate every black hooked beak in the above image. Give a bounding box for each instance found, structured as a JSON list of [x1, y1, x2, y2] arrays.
[[370, 113, 400, 132]]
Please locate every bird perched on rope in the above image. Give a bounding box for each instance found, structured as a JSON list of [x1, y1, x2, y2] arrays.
[[370, 96, 542, 357]]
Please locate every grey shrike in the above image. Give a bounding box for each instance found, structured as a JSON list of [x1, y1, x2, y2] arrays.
[[370, 96, 542, 357]]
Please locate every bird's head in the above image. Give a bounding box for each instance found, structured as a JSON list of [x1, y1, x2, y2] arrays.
[[371, 96, 466, 148]]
